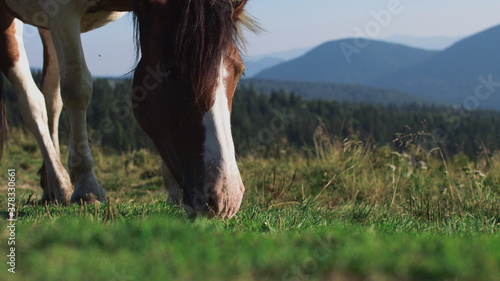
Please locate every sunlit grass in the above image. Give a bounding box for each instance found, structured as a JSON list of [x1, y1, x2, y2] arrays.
[[0, 130, 498, 280]]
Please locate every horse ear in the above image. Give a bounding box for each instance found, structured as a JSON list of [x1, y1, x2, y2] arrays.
[[233, 0, 248, 20]]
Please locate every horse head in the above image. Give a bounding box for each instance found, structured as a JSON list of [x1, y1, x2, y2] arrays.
[[132, 0, 256, 218]]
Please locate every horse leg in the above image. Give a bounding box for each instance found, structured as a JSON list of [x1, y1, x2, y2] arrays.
[[38, 28, 64, 193], [39, 28, 63, 153], [48, 13, 106, 203], [0, 17, 72, 204], [162, 161, 182, 204]]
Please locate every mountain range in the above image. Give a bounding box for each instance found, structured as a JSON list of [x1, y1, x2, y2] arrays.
[[243, 47, 311, 77], [381, 35, 463, 51], [244, 35, 462, 78], [254, 40, 437, 84], [250, 25, 500, 110]]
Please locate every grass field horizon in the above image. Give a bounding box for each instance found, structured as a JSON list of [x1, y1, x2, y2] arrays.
[[1, 129, 499, 280]]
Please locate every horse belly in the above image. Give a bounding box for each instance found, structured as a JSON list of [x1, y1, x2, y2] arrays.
[[4, 0, 51, 28], [81, 11, 125, 33], [4, 0, 125, 32]]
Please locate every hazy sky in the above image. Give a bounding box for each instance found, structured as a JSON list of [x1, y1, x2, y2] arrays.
[[22, 0, 500, 76]]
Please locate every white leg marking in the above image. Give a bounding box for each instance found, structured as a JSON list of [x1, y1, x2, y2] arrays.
[[39, 28, 62, 153], [7, 19, 72, 203]]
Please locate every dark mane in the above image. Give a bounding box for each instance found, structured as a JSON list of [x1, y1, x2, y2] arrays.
[[133, 0, 258, 108]]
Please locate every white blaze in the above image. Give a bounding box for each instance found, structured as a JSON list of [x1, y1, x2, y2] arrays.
[[202, 60, 243, 217], [203, 62, 238, 179]]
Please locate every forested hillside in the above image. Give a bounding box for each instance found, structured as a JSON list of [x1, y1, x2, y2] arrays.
[[3, 75, 500, 158], [239, 79, 439, 105], [232, 86, 500, 158]]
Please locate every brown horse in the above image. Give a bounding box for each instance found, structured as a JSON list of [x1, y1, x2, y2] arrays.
[[0, 0, 257, 218]]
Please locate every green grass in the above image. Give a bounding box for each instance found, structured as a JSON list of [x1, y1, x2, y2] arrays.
[[0, 130, 499, 280]]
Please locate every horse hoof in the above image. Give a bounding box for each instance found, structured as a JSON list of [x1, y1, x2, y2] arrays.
[[42, 194, 72, 206], [71, 193, 106, 204]]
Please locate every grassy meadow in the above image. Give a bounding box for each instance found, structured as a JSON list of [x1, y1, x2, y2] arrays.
[[0, 129, 499, 281]]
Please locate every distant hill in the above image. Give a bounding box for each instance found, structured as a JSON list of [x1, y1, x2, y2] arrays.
[[247, 47, 312, 61], [239, 79, 440, 106], [243, 57, 285, 77], [243, 47, 312, 77], [254, 39, 437, 84], [254, 25, 500, 110], [381, 35, 463, 50], [369, 25, 500, 108]]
